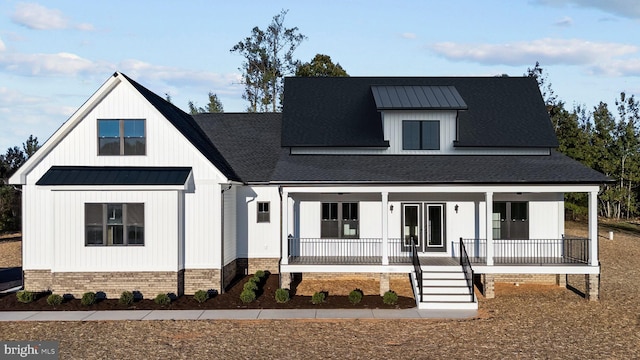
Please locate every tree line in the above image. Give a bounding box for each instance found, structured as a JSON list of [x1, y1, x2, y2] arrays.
[[527, 62, 640, 219], [0, 135, 39, 232]]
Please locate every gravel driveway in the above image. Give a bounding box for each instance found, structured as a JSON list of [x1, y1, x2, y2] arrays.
[[0, 223, 638, 359]]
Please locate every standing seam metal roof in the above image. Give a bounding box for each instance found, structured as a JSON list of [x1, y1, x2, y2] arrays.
[[371, 85, 467, 110]]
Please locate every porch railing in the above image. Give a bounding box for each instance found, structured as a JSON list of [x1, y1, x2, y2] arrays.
[[459, 240, 475, 302], [411, 237, 423, 303], [458, 237, 589, 265], [287, 237, 411, 265]]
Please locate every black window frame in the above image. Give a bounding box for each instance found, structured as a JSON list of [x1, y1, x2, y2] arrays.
[[321, 202, 359, 239], [402, 120, 440, 150], [257, 201, 270, 223], [98, 119, 146, 156], [85, 203, 145, 246]]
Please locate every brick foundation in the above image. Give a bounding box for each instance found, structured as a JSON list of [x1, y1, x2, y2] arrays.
[[586, 274, 600, 301], [24, 270, 184, 298], [482, 274, 495, 299], [379, 273, 390, 296], [183, 269, 221, 295], [493, 273, 557, 285], [222, 259, 238, 290]]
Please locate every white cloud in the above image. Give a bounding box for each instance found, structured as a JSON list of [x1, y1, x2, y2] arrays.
[[534, 0, 640, 19], [118, 59, 242, 95], [554, 16, 574, 26], [11, 2, 95, 31], [401, 33, 417, 40], [0, 87, 46, 107], [0, 52, 112, 76], [431, 38, 638, 66], [591, 58, 640, 77], [0, 37, 5, 52], [75, 23, 95, 31], [11, 3, 69, 30]]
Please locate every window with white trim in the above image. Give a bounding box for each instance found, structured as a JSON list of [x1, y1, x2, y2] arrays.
[[85, 203, 144, 246], [98, 119, 146, 155], [257, 202, 270, 223], [321, 202, 359, 238], [402, 120, 440, 150]]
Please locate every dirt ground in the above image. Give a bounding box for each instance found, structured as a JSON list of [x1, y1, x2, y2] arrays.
[[0, 234, 21, 268], [1, 222, 639, 359]]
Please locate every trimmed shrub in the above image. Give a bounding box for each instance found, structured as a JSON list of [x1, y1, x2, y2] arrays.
[[194, 290, 209, 303], [243, 281, 258, 292], [348, 289, 363, 305], [81, 292, 96, 306], [16, 290, 35, 304], [240, 289, 256, 304], [383, 290, 398, 305], [251, 275, 261, 284], [275, 288, 290, 303], [154, 293, 171, 306], [46, 294, 63, 306], [119, 291, 134, 305], [311, 291, 326, 305], [255, 270, 266, 279]]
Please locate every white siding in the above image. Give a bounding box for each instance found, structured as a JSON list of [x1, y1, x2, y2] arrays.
[[22, 80, 229, 273], [50, 190, 180, 272], [237, 186, 281, 258], [383, 110, 457, 154]]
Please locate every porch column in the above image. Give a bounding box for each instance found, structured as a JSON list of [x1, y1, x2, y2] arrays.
[[381, 192, 389, 266], [588, 190, 599, 267], [281, 189, 289, 265], [485, 192, 494, 266]]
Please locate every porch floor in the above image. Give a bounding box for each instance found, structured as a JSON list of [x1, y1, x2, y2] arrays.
[[469, 257, 588, 266]]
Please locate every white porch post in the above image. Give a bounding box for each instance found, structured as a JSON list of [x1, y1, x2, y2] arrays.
[[281, 189, 289, 265], [381, 192, 389, 266], [486, 191, 494, 266], [588, 190, 599, 266]]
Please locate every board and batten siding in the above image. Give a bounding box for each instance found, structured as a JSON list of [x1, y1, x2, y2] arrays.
[[22, 80, 229, 273], [289, 192, 564, 257], [236, 186, 281, 259], [49, 190, 180, 272]]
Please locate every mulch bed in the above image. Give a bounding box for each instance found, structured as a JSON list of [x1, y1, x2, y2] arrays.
[[0, 273, 414, 311]]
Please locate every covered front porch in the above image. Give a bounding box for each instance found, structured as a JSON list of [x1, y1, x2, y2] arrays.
[[280, 184, 600, 270]]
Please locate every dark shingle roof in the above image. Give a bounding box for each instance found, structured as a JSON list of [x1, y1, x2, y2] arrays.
[[371, 85, 467, 110], [120, 73, 240, 181], [270, 151, 610, 184], [282, 76, 558, 148], [193, 113, 282, 183], [37, 166, 192, 185]]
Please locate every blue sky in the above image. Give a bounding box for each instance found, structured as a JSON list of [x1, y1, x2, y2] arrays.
[[1, 0, 639, 151]]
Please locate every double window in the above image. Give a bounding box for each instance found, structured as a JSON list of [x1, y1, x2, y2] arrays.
[[321, 202, 359, 238], [257, 202, 270, 223], [85, 203, 144, 246], [402, 120, 440, 150], [492, 201, 529, 240], [98, 119, 146, 155]]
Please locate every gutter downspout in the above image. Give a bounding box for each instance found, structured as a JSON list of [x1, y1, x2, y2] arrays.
[[220, 183, 233, 294]]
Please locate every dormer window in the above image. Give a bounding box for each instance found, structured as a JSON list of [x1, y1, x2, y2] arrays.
[[402, 120, 440, 150], [98, 119, 146, 155]]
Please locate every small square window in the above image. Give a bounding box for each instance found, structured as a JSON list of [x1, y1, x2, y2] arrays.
[[257, 202, 270, 223], [98, 119, 146, 155], [402, 120, 439, 150]]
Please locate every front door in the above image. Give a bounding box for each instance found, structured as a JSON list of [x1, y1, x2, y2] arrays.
[[402, 203, 446, 253]]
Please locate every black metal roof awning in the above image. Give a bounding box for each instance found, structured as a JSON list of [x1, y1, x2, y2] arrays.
[[36, 166, 192, 186], [371, 85, 467, 110]]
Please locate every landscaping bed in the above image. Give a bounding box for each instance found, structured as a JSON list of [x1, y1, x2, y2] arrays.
[[0, 273, 415, 311]]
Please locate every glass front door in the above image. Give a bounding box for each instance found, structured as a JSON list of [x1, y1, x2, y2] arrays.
[[402, 203, 446, 253]]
